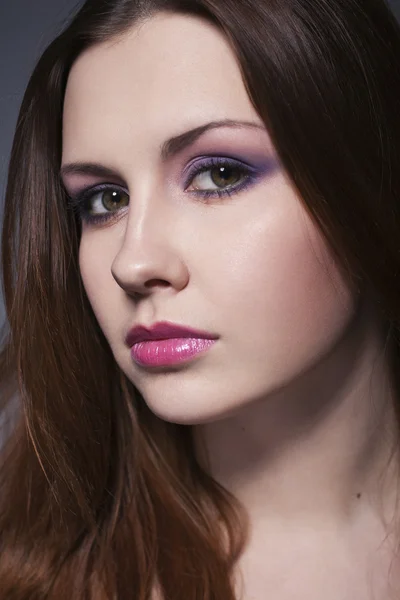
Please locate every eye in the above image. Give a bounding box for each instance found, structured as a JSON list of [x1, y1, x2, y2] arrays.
[[183, 157, 257, 200], [88, 188, 129, 215], [188, 164, 244, 192], [67, 184, 130, 226], [67, 155, 271, 226]]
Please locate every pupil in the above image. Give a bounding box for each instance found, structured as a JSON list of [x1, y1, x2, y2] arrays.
[[212, 166, 240, 187], [103, 190, 123, 210]]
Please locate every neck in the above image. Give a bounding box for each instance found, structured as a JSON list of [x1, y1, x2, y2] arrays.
[[195, 297, 400, 527]]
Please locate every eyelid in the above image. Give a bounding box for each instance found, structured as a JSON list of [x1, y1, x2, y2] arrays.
[[183, 154, 255, 175]]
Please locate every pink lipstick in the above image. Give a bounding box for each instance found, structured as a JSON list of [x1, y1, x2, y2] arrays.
[[126, 321, 218, 367]]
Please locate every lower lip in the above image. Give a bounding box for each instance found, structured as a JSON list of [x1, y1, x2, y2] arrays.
[[130, 337, 216, 367]]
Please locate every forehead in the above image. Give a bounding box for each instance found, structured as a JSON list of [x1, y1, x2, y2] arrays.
[[62, 12, 261, 164]]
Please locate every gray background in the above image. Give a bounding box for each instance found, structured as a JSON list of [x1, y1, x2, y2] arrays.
[[0, 0, 399, 322]]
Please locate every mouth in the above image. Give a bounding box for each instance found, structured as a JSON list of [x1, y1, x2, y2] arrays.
[[130, 337, 217, 368], [126, 321, 219, 368]]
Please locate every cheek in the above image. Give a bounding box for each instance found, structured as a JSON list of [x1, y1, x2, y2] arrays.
[[206, 197, 357, 377], [78, 236, 118, 339]]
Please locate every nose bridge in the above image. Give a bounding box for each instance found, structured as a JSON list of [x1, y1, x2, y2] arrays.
[[111, 182, 188, 295], [124, 183, 165, 251]]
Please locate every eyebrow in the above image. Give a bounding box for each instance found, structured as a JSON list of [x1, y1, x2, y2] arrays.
[[60, 119, 265, 180]]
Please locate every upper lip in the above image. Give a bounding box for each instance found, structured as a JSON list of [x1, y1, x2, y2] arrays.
[[125, 320, 219, 346]]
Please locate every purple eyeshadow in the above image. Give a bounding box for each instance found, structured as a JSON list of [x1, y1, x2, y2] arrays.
[[66, 152, 280, 226]]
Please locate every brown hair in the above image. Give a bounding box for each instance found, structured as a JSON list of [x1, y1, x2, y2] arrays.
[[1, 0, 400, 597]]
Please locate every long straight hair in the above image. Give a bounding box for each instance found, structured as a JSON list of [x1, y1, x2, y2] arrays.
[[1, 0, 400, 597]]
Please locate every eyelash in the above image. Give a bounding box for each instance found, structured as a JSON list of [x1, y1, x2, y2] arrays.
[[66, 156, 257, 226]]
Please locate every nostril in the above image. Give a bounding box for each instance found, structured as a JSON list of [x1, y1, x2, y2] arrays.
[[144, 279, 170, 289]]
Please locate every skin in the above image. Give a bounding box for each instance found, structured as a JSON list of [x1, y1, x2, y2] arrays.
[[61, 12, 400, 599]]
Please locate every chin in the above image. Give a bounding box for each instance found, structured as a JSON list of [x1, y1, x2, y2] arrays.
[[143, 392, 252, 426], [137, 393, 235, 426]]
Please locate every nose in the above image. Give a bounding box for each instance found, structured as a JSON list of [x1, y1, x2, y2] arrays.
[[111, 200, 189, 298]]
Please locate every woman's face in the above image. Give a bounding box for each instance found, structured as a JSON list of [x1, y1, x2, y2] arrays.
[[61, 12, 357, 424]]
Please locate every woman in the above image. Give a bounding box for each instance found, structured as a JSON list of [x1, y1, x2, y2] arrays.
[[1, 0, 400, 597]]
